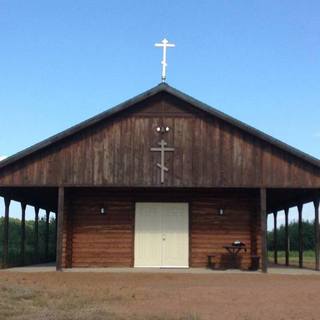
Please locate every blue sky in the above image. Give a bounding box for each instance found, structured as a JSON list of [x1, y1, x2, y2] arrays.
[[1, 1, 320, 226]]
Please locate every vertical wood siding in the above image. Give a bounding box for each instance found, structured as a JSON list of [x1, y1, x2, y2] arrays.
[[0, 93, 319, 187]]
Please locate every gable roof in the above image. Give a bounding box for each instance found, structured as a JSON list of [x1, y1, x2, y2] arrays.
[[1, 82, 320, 170]]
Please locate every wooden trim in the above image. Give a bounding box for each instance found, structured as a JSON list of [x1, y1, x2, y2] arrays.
[[20, 202, 26, 266], [2, 184, 320, 189], [284, 208, 289, 266], [56, 187, 64, 271], [260, 188, 268, 273], [298, 203, 303, 268], [314, 199, 320, 271], [131, 202, 135, 267], [189, 201, 192, 268]]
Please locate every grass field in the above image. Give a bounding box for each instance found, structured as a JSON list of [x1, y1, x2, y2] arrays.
[[1, 271, 320, 320], [268, 250, 316, 269]]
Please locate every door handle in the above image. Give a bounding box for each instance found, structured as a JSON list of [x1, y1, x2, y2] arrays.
[[162, 235, 166, 241]]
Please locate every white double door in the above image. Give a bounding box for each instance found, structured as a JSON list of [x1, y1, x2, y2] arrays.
[[134, 202, 189, 268]]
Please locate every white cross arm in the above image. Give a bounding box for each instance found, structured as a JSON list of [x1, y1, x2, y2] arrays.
[[155, 43, 175, 48]]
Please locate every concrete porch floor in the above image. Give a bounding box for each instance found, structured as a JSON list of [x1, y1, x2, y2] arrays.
[[1, 263, 320, 275]]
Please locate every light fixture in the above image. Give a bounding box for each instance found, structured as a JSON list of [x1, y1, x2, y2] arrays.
[[219, 208, 224, 216], [100, 207, 106, 215], [156, 126, 170, 133]]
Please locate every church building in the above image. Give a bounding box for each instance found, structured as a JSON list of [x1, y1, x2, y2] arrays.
[[1, 83, 320, 272]]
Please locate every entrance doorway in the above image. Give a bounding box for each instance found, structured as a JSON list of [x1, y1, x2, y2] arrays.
[[134, 202, 189, 268]]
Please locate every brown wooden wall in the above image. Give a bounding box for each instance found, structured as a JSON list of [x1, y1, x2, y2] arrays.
[[1, 92, 319, 188], [60, 188, 260, 269], [190, 193, 260, 269], [62, 190, 134, 267]]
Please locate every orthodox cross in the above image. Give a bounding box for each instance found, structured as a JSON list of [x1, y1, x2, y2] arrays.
[[154, 38, 175, 82], [150, 139, 174, 183]]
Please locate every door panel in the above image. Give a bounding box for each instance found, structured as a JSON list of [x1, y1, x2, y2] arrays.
[[134, 202, 189, 268], [134, 203, 162, 267], [161, 203, 189, 267]]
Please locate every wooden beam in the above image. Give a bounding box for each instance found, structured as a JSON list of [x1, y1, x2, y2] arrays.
[[56, 187, 64, 271], [273, 211, 278, 264], [45, 210, 50, 261], [2, 198, 11, 269], [314, 199, 320, 271], [260, 188, 268, 273], [34, 207, 40, 264], [267, 189, 316, 214], [20, 202, 26, 266], [284, 208, 289, 266], [298, 203, 303, 268]]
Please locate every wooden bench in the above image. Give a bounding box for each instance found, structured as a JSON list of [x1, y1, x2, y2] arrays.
[[249, 255, 260, 271]]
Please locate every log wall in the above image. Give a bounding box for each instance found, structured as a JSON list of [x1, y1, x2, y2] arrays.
[[62, 190, 134, 267], [190, 194, 260, 269], [60, 189, 260, 269]]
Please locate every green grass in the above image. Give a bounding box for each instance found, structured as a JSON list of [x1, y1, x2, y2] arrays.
[[268, 250, 316, 268]]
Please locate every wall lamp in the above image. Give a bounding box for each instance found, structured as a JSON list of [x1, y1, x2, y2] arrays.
[[156, 126, 170, 133]]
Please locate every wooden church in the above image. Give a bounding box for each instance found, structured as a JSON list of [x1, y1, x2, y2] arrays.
[[1, 83, 320, 271]]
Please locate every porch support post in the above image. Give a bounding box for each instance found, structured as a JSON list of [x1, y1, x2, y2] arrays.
[[273, 211, 278, 264], [20, 202, 27, 266], [284, 208, 289, 266], [314, 199, 320, 271], [298, 203, 303, 268], [54, 212, 57, 255], [260, 188, 268, 273], [34, 207, 39, 264], [56, 187, 64, 271], [45, 210, 50, 261], [2, 198, 11, 269]]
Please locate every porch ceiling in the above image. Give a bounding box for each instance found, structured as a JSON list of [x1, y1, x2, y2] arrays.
[[267, 188, 320, 213], [0, 187, 58, 212]]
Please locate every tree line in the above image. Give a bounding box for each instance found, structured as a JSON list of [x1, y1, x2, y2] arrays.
[[0, 217, 56, 267], [0, 218, 316, 267], [267, 220, 316, 251]]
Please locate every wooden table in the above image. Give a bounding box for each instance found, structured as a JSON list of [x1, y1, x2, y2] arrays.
[[223, 245, 247, 269]]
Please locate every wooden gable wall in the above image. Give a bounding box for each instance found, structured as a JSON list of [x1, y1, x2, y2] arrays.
[[0, 92, 319, 188]]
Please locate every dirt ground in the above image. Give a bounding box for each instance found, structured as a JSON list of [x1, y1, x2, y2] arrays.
[[0, 272, 320, 320]]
